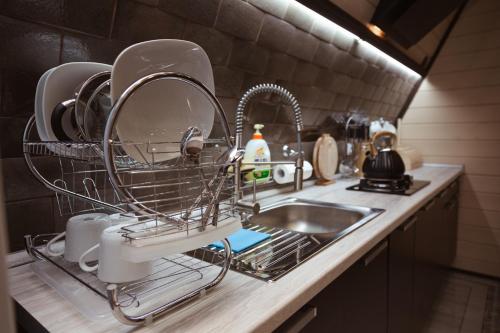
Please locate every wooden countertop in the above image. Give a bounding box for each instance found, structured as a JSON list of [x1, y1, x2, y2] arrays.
[[7, 164, 463, 333]]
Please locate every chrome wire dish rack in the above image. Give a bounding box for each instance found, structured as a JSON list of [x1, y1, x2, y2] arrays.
[[23, 72, 241, 325]]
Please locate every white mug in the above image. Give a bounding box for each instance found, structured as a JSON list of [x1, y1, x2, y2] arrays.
[[106, 212, 139, 226], [46, 213, 109, 262], [79, 224, 153, 283]]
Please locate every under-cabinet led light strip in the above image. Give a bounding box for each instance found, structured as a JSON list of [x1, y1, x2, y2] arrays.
[[292, 1, 422, 79]]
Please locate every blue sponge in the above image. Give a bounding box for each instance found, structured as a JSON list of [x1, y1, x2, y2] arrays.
[[210, 228, 271, 253]]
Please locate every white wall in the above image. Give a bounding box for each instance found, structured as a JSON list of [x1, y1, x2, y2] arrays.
[[402, 0, 500, 277]]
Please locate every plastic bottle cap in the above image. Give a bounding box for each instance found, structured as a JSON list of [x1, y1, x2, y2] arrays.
[[253, 124, 264, 139]]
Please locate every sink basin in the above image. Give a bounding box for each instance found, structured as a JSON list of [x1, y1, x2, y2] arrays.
[[250, 199, 376, 238], [229, 198, 384, 281]]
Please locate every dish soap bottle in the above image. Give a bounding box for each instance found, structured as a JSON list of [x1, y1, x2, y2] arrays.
[[243, 124, 271, 184]]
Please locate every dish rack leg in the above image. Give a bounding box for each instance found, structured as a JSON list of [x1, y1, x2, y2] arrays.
[[24, 234, 52, 261], [106, 239, 232, 326]]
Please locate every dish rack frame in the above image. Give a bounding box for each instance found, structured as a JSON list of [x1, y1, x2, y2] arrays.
[[23, 72, 241, 326]]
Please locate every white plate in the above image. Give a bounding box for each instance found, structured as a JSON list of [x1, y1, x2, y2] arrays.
[[110, 39, 215, 164], [42, 62, 112, 155], [35, 68, 54, 141]]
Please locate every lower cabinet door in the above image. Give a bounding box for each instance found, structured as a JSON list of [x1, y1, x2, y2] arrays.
[[447, 193, 459, 264], [303, 241, 388, 333], [388, 215, 416, 333], [415, 197, 447, 331], [445, 181, 459, 266], [415, 200, 436, 331]]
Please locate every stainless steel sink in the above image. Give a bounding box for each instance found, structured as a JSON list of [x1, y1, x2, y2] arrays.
[[230, 198, 384, 281], [249, 199, 377, 239]]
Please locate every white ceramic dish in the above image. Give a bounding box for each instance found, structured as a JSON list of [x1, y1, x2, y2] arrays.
[[110, 39, 215, 164], [35, 68, 54, 141], [42, 62, 112, 155]]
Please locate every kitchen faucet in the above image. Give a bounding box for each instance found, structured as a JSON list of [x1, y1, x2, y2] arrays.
[[234, 83, 304, 200]]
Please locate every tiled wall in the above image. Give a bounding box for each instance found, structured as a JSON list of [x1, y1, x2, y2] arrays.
[[401, 0, 500, 278], [0, 0, 419, 251]]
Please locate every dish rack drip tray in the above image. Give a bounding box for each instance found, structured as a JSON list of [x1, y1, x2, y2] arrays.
[[28, 242, 226, 322]]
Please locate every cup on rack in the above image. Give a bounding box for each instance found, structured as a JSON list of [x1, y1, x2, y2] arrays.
[[46, 213, 109, 262], [106, 212, 139, 226], [79, 224, 153, 283]]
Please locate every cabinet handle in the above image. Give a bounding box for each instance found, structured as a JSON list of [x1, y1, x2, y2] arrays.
[[364, 240, 388, 267], [423, 198, 436, 211], [438, 188, 450, 199], [278, 305, 317, 333], [399, 215, 417, 232], [446, 198, 458, 211]]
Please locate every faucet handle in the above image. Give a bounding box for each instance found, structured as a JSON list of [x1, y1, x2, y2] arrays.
[[236, 200, 260, 215], [282, 144, 303, 158]]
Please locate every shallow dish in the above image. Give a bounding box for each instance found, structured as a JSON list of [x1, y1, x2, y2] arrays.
[[42, 62, 112, 155], [110, 39, 215, 164], [35, 68, 54, 141]]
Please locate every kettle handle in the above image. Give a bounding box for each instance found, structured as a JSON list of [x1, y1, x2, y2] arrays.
[[368, 130, 398, 158], [371, 130, 397, 142]]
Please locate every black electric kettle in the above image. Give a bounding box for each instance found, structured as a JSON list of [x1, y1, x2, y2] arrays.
[[362, 131, 405, 180]]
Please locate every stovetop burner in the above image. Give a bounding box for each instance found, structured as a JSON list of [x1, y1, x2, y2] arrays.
[[360, 175, 413, 192], [346, 175, 430, 195]]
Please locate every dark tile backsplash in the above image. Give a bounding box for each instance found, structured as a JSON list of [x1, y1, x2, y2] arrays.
[[215, 0, 264, 41], [5, 197, 56, 251], [0, 0, 419, 250], [158, 0, 220, 27], [114, 1, 185, 42]]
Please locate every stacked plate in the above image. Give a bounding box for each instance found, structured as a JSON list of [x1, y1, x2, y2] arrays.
[[34, 39, 217, 163], [35, 62, 112, 156]]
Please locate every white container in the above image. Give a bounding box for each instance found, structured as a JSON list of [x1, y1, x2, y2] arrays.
[[242, 124, 271, 183]]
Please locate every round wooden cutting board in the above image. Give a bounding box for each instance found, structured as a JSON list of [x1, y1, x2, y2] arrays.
[[313, 133, 338, 181]]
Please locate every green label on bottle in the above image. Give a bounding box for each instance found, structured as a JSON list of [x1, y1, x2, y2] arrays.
[[253, 169, 270, 179]]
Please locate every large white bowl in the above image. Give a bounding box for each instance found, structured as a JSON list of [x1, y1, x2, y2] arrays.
[[110, 39, 215, 164], [41, 62, 112, 155]]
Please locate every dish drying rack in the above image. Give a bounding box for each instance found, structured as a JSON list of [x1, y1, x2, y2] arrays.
[[23, 72, 240, 326]]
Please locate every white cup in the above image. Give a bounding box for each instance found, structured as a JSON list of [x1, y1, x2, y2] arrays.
[[79, 224, 153, 283], [106, 212, 139, 226], [46, 213, 109, 262]]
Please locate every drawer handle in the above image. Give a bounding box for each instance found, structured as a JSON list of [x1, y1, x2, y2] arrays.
[[278, 305, 317, 333], [364, 240, 388, 266], [423, 198, 436, 211], [438, 188, 450, 199], [446, 198, 458, 211], [399, 216, 417, 232]]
